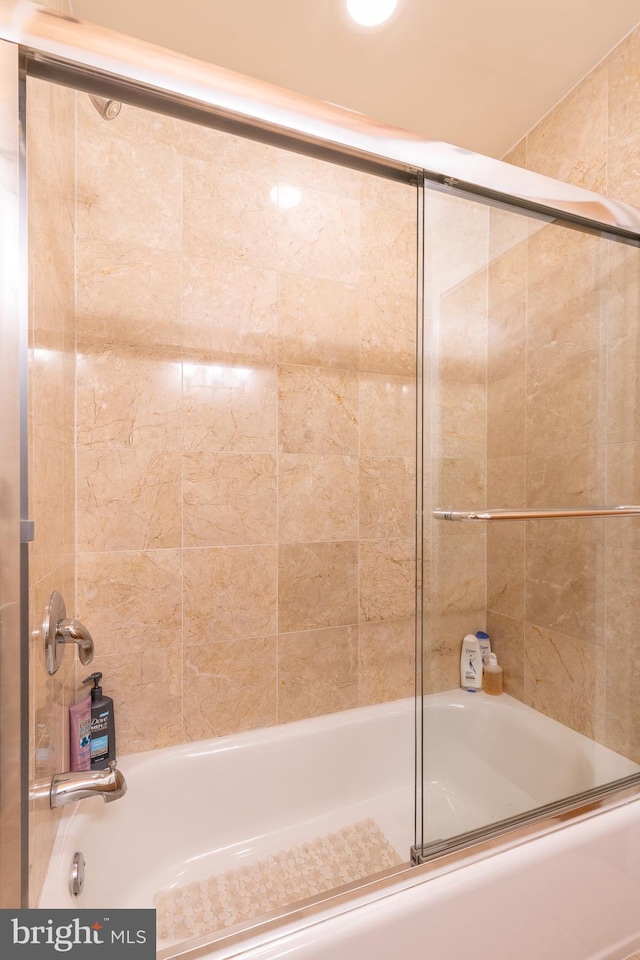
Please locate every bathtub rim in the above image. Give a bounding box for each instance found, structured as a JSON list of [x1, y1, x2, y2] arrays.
[[156, 775, 640, 960]]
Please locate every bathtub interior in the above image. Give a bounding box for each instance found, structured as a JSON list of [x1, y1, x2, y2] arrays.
[[39, 690, 640, 951], [420, 693, 640, 845]]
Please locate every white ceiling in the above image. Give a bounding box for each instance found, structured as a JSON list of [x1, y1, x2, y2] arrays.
[[72, 0, 640, 158]]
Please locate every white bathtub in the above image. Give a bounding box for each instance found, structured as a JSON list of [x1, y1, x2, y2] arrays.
[[40, 691, 640, 959]]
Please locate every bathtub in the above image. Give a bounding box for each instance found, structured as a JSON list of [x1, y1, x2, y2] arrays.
[[39, 691, 640, 959]]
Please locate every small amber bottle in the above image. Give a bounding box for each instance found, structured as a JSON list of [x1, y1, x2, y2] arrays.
[[483, 653, 503, 696]]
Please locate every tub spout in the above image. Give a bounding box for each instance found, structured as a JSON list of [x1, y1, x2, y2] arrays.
[[33, 761, 127, 808]]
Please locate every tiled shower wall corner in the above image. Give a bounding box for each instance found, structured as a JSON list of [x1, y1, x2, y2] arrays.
[[72, 98, 417, 751], [487, 22, 640, 760]]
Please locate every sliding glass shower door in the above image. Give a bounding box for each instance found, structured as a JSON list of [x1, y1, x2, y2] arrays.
[[416, 186, 640, 860], [26, 69, 422, 935]]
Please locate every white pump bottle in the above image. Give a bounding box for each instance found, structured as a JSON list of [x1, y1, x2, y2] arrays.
[[460, 634, 482, 691]]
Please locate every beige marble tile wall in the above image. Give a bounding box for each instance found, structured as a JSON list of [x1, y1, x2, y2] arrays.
[[488, 23, 640, 760], [73, 99, 417, 753], [27, 71, 77, 902], [423, 190, 489, 692]]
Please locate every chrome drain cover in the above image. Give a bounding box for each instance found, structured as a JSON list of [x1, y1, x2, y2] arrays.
[[70, 851, 85, 896]]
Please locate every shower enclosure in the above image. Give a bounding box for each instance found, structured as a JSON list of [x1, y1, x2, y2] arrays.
[[2, 2, 640, 953]]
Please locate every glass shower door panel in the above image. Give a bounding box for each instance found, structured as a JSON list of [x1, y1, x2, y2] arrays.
[[417, 185, 640, 859], [28, 75, 421, 941]]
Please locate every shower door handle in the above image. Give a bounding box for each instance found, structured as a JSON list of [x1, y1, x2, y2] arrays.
[[433, 505, 640, 522]]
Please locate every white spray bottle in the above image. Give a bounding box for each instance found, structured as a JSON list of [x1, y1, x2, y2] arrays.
[[460, 634, 482, 692]]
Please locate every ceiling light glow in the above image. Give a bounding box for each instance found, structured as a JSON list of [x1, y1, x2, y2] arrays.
[[346, 0, 398, 27], [269, 184, 302, 209]]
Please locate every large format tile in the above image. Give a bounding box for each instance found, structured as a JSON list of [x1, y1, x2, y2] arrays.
[[360, 202, 416, 297], [358, 618, 414, 706], [487, 525, 525, 621], [487, 242, 526, 382], [605, 538, 640, 638], [525, 539, 604, 645], [359, 457, 415, 540], [278, 454, 358, 543], [76, 239, 183, 348], [526, 226, 601, 375], [278, 365, 359, 455], [76, 449, 182, 552], [277, 187, 360, 284], [524, 623, 604, 740], [487, 373, 525, 459], [424, 191, 488, 298], [438, 268, 488, 384], [429, 531, 486, 628], [77, 117, 182, 251], [525, 349, 602, 458], [487, 456, 526, 509], [182, 257, 278, 361], [77, 549, 182, 655], [359, 539, 415, 623], [359, 372, 415, 457], [278, 626, 358, 723], [432, 381, 486, 460], [183, 359, 277, 453], [183, 159, 278, 267], [278, 272, 359, 370], [183, 452, 277, 547], [183, 638, 277, 739], [526, 451, 604, 509], [359, 289, 416, 376], [183, 545, 277, 643], [76, 343, 182, 450], [488, 205, 528, 266], [606, 333, 640, 443], [278, 541, 358, 633], [30, 437, 66, 582], [432, 458, 486, 537], [31, 321, 66, 447]]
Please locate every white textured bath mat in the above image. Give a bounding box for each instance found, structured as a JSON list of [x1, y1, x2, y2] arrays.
[[154, 818, 402, 942]]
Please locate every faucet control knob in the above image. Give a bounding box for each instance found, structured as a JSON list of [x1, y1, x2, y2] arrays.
[[43, 591, 94, 674]]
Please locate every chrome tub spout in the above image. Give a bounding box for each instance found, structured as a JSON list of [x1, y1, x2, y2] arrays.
[[31, 761, 127, 808]]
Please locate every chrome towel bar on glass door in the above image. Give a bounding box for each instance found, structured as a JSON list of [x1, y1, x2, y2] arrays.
[[433, 505, 640, 522]]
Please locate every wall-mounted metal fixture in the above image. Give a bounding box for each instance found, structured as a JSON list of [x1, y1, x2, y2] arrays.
[[70, 852, 85, 897], [434, 504, 640, 522], [30, 760, 127, 808], [88, 93, 121, 119], [43, 590, 95, 675]]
